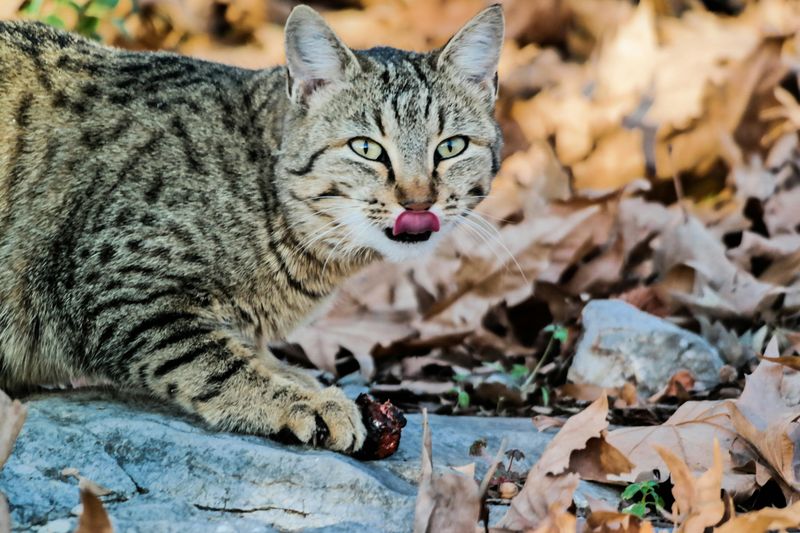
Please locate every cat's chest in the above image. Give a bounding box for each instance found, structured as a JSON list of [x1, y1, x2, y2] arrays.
[[222, 286, 329, 347]]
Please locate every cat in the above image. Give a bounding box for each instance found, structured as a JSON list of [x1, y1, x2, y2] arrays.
[[0, 4, 504, 453]]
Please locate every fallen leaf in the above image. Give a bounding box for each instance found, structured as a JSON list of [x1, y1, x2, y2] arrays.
[[714, 499, 800, 533], [75, 489, 113, 533], [607, 401, 756, 497], [413, 410, 481, 533], [533, 415, 566, 432], [728, 340, 800, 500], [62, 468, 114, 497], [499, 396, 630, 529], [0, 390, 26, 469], [582, 510, 656, 533], [648, 369, 696, 403], [656, 439, 725, 532], [0, 493, 9, 533]]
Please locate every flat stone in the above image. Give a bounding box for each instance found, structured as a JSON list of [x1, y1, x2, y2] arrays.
[[568, 299, 724, 396], [0, 390, 610, 532]]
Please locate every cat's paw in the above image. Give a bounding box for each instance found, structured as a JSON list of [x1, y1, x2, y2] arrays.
[[283, 386, 366, 453]]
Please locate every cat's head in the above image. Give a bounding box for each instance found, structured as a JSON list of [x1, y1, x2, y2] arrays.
[[278, 5, 503, 263]]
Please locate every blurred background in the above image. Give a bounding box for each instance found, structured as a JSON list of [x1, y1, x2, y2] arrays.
[[4, 0, 800, 418]]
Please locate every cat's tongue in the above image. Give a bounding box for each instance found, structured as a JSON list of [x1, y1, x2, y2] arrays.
[[393, 211, 440, 236]]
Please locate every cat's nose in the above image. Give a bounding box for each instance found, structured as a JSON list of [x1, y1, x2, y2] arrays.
[[401, 200, 433, 211]]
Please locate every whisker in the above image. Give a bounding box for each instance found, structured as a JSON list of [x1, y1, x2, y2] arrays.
[[456, 217, 508, 270], [296, 215, 349, 254], [321, 223, 357, 278], [460, 211, 529, 284]]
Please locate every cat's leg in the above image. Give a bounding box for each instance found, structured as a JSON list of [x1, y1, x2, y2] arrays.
[[111, 322, 365, 452], [256, 350, 324, 391]]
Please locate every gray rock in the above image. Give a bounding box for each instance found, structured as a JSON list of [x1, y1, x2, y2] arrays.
[[568, 299, 724, 396], [1, 390, 612, 532]]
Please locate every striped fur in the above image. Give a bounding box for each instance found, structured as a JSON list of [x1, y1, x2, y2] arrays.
[[0, 6, 503, 452]]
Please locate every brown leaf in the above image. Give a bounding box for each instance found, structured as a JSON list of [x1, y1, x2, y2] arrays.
[[607, 401, 756, 497], [542, 395, 612, 477], [714, 499, 800, 533], [413, 410, 481, 533], [498, 472, 580, 532], [654, 215, 783, 319], [656, 439, 725, 532], [75, 489, 113, 533], [583, 510, 655, 533], [499, 396, 631, 529], [728, 344, 800, 498], [533, 415, 566, 432], [570, 435, 635, 483], [0, 390, 26, 470], [759, 355, 800, 371], [648, 369, 696, 403], [0, 493, 9, 533], [62, 469, 114, 497]]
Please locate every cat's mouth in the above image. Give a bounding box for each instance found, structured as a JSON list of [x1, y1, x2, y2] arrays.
[[384, 228, 433, 243], [386, 211, 440, 244]]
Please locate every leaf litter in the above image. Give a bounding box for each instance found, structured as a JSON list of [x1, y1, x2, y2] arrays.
[[6, 0, 800, 530]]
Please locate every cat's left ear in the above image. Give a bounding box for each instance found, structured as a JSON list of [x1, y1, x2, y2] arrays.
[[284, 5, 360, 104], [437, 4, 504, 98]]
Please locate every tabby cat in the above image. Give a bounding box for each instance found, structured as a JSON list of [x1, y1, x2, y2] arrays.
[[0, 5, 503, 452]]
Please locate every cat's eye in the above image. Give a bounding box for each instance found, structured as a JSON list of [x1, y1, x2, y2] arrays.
[[436, 136, 468, 160], [348, 137, 383, 161]]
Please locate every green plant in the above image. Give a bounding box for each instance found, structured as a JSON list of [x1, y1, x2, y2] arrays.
[[620, 480, 665, 518], [519, 324, 568, 401], [449, 385, 470, 408], [19, 0, 125, 41]]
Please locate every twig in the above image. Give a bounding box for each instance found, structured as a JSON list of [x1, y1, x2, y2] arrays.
[[667, 144, 688, 221]]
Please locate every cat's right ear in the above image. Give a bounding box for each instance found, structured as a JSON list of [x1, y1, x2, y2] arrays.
[[284, 5, 360, 105]]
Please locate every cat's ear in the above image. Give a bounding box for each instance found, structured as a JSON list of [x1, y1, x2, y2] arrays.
[[284, 5, 360, 104], [437, 5, 504, 97]]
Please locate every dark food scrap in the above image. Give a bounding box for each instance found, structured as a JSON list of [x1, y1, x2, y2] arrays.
[[353, 393, 407, 460]]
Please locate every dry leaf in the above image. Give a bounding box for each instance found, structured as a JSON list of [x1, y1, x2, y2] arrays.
[[583, 510, 655, 533], [75, 489, 113, 533], [0, 493, 9, 533], [413, 410, 481, 533], [62, 468, 114, 497], [607, 401, 756, 497], [498, 472, 580, 532], [533, 415, 566, 432], [728, 342, 800, 499], [0, 390, 26, 469], [654, 215, 783, 319], [714, 499, 800, 533], [656, 439, 725, 532], [499, 396, 630, 529]]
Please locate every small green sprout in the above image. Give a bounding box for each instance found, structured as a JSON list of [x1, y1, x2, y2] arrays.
[[450, 386, 470, 408], [543, 323, 569, 343], [620, 480, 664, 518], [456, 388, 470, 408]]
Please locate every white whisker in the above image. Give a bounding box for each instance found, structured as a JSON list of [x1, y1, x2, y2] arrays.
[[460, 211, 528, 284]]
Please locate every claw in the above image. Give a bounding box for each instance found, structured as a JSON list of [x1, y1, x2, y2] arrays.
[[312, 414, 329, 447]]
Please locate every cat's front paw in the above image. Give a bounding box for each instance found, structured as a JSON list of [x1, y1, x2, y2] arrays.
[[283, 386, 366, 453]]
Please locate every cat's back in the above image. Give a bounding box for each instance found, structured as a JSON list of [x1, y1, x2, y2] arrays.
[[0, 21, 266, 234]]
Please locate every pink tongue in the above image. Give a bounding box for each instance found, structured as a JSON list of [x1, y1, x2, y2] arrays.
[[393, 211, 441, 236]]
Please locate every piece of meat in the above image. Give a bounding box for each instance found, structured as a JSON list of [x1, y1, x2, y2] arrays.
[[353, 393, 407, 460]]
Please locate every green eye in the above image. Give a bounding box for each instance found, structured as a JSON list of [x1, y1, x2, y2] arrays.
[[436, 136, 468, 160], [348, 137, 383, 161]]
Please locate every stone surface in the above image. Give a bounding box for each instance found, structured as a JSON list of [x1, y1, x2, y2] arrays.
[[568, 299, 725, 396], [0, 390, 618, 532]]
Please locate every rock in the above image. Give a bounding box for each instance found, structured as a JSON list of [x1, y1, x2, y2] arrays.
[[568, 300, 724, 396], [0, 390, 614, 532]]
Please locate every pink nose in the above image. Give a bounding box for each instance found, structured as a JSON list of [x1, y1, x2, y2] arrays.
[[393, 210, 441, 236]]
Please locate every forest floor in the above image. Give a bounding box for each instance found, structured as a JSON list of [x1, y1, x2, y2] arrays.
[[2, 0, 800, 531]]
